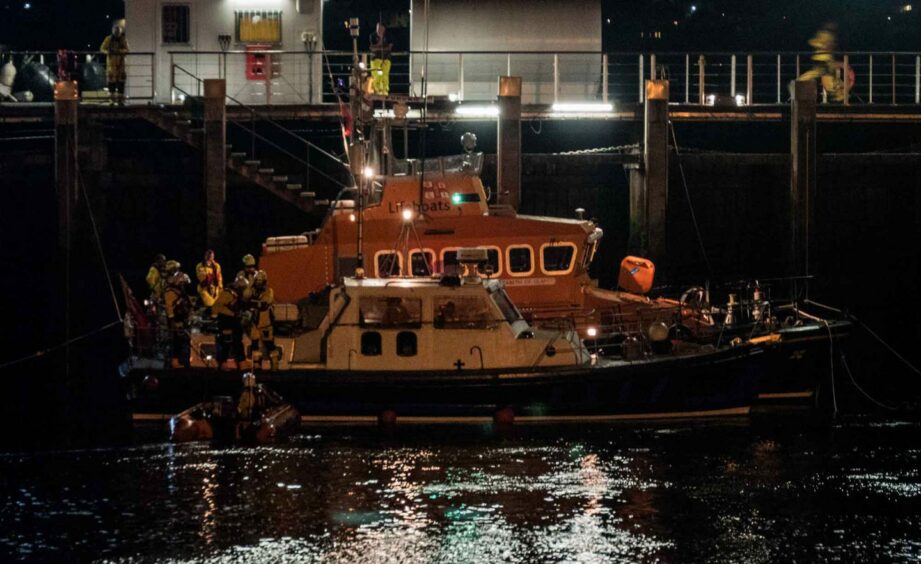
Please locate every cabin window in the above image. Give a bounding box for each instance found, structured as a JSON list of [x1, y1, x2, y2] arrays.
[[235, 10, 283, 44], [410, 250, 435, 277], [375, 251, 402, 277], [434, 297, 495, 329], [161, 5, 191, 44], [441, 249, 459, 276], [359, 297, 422, 328], [541, 243, 577, 274], [361, 332, 382, 356], [507, 246, 534, 276], [396, 332, 417, 356], [483, 248, 501, 276]]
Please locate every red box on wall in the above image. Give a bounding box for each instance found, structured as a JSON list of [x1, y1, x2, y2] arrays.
[[245, 44, 271, 81]]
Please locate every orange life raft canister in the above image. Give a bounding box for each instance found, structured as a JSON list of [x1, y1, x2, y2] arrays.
[[618, 256, 655, 294]]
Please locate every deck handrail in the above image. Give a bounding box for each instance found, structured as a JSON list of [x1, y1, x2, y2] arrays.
[[164, 49, 921, 107]]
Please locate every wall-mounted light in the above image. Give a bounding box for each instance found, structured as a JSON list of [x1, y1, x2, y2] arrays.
[[551, 102, 614, 113], [455, 105, 500, 118]]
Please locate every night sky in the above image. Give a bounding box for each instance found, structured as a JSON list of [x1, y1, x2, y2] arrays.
[[1, 0, 918, 52]]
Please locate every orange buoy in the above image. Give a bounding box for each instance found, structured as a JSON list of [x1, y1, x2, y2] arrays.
[[378, 409, 398, 426]]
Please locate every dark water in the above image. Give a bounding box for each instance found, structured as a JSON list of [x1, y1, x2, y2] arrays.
[[2, 417, 920, 563]]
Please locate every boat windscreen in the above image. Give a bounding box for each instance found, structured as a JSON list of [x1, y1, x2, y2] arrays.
[[490, 289, 523, 323]]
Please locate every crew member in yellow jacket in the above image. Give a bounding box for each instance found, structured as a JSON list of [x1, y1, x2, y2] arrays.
[[243, 269, 279, 370], [195, 249, 223, 308], [145, 253, 167, 301], [212, 275, 248, 371], [164, 268, 192, 369], [100, 20, 129, 105], [236, 254, 258, 288]]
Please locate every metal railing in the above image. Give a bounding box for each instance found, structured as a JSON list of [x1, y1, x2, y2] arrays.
[[167, 49, 921, 107], [0, 50, 155, 102], [8, 48, 918, 107]]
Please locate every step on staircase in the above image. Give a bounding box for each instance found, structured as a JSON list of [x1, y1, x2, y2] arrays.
[[142, 106, 320, 214]]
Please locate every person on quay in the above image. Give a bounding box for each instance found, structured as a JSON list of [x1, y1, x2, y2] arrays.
[[369, 22, 392, 96], [164, 267, 193, 369], [195, 249, 223, 309], [212, 275, 248, 371], [243, 269, 279, 371], [99, 19, 129, 105]]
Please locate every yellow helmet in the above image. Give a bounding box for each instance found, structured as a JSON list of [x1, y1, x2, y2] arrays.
[[167, 272, 190, 287], [165, 260, 181, 272], [242, 254, 256, 267], [254, 270, 268, 286], [233, 274, 249, 290]]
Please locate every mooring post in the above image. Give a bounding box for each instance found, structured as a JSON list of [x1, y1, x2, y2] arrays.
[[497, 76, 522, 210], [790, 79, 817, 280], [645, 80, 669, 266], [54, 80, 79, 380], [203, 79, 227, 251], [626, 162, 647, 253], [55, 81, 79, 250]]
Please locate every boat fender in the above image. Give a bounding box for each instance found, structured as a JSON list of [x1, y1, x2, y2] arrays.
[[255, 422, 276, 444], [622, 336, 645, 360], [378, 409, 398, 426], [647, 322, 670, 342], [493, 406, 515, 426], [142, 374, 159, 392], [668, 323, 693, 340]]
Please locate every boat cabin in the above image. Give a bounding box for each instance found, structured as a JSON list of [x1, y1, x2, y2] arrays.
[[291, 275, 589, 371], [260, 153, 605, 315]]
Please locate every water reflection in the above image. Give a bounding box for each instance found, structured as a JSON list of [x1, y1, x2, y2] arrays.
[[0, 418, 919, 562]]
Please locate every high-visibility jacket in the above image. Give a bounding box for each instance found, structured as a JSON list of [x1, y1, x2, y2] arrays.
[[99, 34, 129, 82], [244, 286, 275, 338], [146, 265, 165, 299], [196, 260, 223, 307], [211, 287, 239, 319], [164, 287, 191, 326]]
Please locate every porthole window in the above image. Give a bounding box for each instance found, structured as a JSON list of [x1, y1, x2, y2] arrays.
[[361, 332, 381, 356], [396, 331, 417, 356]]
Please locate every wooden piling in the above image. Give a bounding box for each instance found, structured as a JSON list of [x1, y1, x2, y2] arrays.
[[202, 79, 227, 252], [644, 80, 669, 265], [497, 76, 522, 210], [790, 80, 817, 279]]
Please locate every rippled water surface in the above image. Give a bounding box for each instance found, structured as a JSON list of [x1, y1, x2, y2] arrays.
[[2, 417, 920, 562]]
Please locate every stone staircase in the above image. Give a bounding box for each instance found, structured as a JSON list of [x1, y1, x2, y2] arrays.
[[141, 106, 327, 214]]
